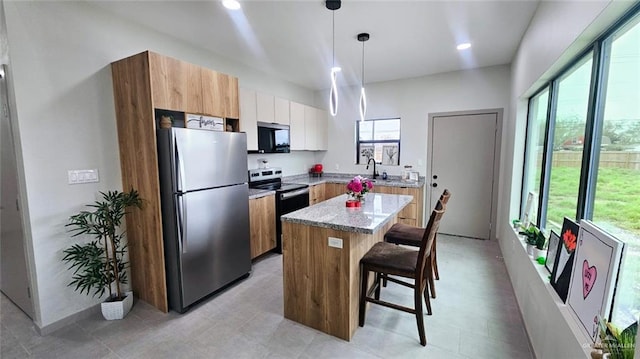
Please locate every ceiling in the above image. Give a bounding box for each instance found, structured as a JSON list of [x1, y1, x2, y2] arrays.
[[91, 0, 540, 91]]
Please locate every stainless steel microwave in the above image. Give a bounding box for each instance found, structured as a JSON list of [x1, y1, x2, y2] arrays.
[[256, 122, 290, 153]]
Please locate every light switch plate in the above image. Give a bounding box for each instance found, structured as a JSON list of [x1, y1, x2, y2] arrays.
[[328, 237, 343, 249], [68, 169, 100, 185]]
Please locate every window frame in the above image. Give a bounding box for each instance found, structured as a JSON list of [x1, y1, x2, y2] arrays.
[[355, 118, 401, 165], [522, 3, 640, 325], [523, 2, 640, 226], [520, 86, 551, 225], [524, 46, 606, 228]]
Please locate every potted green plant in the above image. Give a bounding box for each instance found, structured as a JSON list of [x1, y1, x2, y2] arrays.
[[519, 225, 543, 257], [63, 189, 142, 320], [533, 229, 547, 260], [595, 316, 637, 359]]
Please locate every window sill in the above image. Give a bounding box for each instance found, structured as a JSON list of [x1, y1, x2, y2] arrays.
[[499, 226, 592, 358]]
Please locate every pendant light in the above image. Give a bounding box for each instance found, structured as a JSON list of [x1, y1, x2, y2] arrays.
[[326, 0, 341, 117], [357, 33, 369, 122]]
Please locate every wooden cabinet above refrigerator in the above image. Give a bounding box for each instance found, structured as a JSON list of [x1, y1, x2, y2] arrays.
[[144, 51, 239, 119]]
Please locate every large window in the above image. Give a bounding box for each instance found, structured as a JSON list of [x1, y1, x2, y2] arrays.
[[591, 14, 640, 327], [522, 6, 640, 328], [522, 89, 549, 226], [546, 55, 593, 232], [356, 118, 400, 165]]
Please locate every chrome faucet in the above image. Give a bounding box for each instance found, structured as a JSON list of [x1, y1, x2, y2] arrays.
[[366, 158, 379, 179]]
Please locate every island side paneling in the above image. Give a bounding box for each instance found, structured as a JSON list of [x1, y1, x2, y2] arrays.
[[282, 218, 397, 341]]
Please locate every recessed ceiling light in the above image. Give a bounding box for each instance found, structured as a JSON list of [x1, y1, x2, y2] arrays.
[[457, 43, 471, 50], [222, 0, 241, 10]]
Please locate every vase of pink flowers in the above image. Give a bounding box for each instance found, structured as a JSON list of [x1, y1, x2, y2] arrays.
[[346, 176, 374, 206]]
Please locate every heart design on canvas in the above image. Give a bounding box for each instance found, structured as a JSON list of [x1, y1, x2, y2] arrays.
[[582, 260, 597, 299]]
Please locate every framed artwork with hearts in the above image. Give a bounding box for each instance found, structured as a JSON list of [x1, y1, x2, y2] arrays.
[[566, 220, 624, 342]]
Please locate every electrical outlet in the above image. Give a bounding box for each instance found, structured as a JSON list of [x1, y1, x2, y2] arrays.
[[335, 163, 340, 170], [68, 169, 100, 184], [328, 237, 343, 249]]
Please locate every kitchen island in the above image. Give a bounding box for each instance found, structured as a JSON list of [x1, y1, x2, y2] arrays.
[[281, 192, 413, 341]]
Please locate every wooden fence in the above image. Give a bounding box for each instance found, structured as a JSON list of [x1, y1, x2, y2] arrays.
[[550, 151, 640, 170]]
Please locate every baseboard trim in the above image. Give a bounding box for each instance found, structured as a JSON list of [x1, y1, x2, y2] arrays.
[[35, 303, 101, 336]]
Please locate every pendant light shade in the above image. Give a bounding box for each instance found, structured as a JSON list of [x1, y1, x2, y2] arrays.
[[358, 33, 369, 122], [326, 0, 341, 117], [359, 86, 367, 122], [330, 66, 340, 117]]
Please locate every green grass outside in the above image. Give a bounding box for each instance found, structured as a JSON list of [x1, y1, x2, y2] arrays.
[[546, 166, 640, 324], [546, 167, 640, 234]]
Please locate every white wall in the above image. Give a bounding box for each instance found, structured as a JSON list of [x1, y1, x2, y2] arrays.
[[247, 152, 319, 175], [3, 0, 316, 330], [499, 1, 638, 358], [317, 65, 511, 178]]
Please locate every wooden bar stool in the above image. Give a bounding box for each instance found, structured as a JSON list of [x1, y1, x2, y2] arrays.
[[358, 200, 446, 346], [384, 189, 450, 298]]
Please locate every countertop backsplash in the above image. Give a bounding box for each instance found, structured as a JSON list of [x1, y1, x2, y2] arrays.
[[283, 172, 426, 188]]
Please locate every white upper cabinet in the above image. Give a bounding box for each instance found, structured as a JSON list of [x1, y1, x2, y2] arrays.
[[304, 105, 317, 151], [239, 88, 258, 151], [290, 101, 305, 150], [242, 88, 325, 151], [256, 92, 275, 124], [316, 108, 328, 151], [274, 97, 290, 125]]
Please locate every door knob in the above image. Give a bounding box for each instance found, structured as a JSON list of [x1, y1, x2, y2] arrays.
[[432, 183, 438, 188]]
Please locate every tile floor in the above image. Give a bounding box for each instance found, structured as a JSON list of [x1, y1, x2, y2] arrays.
[[1, 234, 534, 358]]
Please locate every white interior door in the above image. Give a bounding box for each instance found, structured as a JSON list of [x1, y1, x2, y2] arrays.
[[430, 113, 497, 240], [0, 65, 33, 317]]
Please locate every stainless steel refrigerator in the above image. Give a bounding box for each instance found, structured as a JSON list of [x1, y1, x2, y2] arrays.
[[157, 127, 251, 313]]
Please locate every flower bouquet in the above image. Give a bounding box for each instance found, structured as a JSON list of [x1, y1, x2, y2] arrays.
[[346, 176, 374, 207], [562, 227, 577, 252]]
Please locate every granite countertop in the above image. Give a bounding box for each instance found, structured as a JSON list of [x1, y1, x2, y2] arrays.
[[284, 173, 425, 188], [248, 188, 275, 199], [281, 192, 413, 234]]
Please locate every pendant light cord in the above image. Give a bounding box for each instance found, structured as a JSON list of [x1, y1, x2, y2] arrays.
[[361, 40, 365, 86], [332, 11, 335, 67], [357, 32, 369, 123]]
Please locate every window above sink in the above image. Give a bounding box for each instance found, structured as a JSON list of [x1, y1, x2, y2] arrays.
[[356, 118, 401, 166]]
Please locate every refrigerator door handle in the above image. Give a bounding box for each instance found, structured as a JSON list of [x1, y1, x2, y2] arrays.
[[176, 195, 188, 253], [174, 133, 186, 193]]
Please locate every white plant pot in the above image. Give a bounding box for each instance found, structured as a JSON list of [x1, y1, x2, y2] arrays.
[[533, 248, 546, 260], [101, 291, 133, 320], [526, 244, 535, 256]]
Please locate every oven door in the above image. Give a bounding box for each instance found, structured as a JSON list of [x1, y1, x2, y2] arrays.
[[280, 188, 310, 213], [275, 187, 309, 253]]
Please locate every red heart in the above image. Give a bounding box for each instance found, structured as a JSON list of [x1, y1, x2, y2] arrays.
[[582, 260, 597, 299]]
